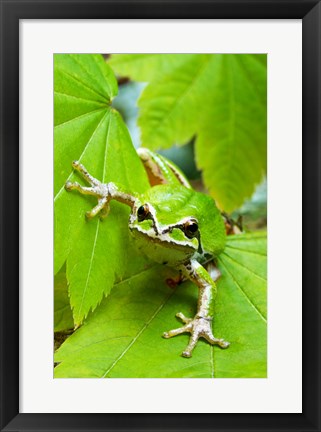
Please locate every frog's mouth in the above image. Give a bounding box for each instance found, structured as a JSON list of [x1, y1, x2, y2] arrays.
[[129, 222, 198, 252]]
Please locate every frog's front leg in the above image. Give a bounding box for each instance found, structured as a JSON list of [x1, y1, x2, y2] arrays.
[[163, 259, 229, 358], [65, 161, 136, 218]]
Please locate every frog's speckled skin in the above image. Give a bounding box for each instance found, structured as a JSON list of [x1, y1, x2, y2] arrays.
[[65, 148, 229, 357]]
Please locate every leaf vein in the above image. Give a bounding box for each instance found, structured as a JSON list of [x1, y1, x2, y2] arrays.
[[54, 107, 107, 129], [69, 55, 110, 101], [54, 110, 109, 202], [225, 244, 266, 257], [54, 91, 107, 106], [58, 58, 107, 101], [211, 345, 214, 378], [219, 259, 267, 323], [141, 56, 211, 140], [76, 220, 101, 322], [102, 289, 175, 377], [222, 251, 267, 282]]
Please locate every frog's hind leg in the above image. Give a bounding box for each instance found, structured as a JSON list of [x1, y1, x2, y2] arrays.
[[163, 259, 229, 358], [137, 148, 191, 188]]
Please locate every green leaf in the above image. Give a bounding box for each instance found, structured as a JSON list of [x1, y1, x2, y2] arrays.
[[108, 54, 267, 212], [55, 54, 118, 125], [55, 232, 266, 378], [109, 54, 193, 82], [54, 267, 74, 332], [54, 54, 149, 325], [216, 232, 267, 377], [54, 54, 118, 273]]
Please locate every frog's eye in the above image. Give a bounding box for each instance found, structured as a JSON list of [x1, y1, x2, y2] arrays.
[[137, 204, 150, 222], [184, 220, 199, 238]]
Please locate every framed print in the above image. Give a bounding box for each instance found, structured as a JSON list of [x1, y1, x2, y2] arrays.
[[1, 1, 320, 431]]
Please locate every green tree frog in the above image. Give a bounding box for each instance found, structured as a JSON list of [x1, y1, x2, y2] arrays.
[[65, 148, 229, 358]]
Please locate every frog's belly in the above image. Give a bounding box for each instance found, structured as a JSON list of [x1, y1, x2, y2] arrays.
[[130, 230, 194, 266]]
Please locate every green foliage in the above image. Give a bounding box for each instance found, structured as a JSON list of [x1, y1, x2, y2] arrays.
[[54, 268, 74, 332], [109, 54, 267, 212], [216, 232, 267, 377], [54, 54, 267, 378], [55, 232, 266, 378], [54, 54, 149, 325]]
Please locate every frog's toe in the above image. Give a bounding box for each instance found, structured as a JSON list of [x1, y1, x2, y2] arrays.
[[182, 350, 192, 358], [218, 339, 230, 349], [163, 323, 192, 339], [99, 204, 110, 220], [176, 312, 192, 324], [65, 181, 74, 191], [65, 181, 82, 191], [72, 160, 80, 168], [203, 332, 230, 349], [181, 332, 199, 358], [164, 314, 230, 357]]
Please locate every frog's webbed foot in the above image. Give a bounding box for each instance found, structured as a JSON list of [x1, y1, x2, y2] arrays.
[[65, 161, 110, 219], [65, 161, 136, 218], [163, 313, 229, 358]]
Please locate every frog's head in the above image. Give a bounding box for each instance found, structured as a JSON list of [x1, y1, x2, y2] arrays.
[[128, 187, 202, 264]]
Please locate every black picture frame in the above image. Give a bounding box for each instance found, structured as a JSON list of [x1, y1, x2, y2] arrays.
[[1, 1, 320, 431]]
